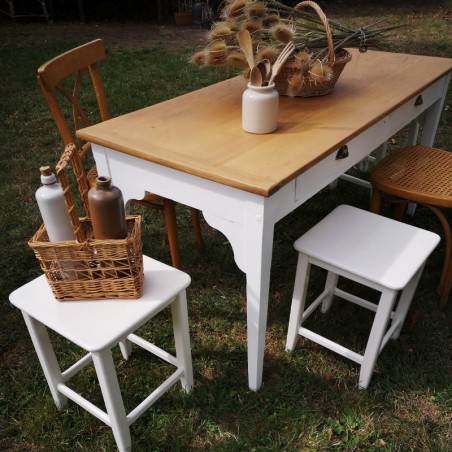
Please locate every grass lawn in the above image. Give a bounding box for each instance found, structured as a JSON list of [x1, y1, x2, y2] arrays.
[[0, 3, 451, 451]]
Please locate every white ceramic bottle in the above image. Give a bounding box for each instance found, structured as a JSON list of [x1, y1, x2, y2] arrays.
[[242, 82, 279, 134], [35, 166, 74, 242]]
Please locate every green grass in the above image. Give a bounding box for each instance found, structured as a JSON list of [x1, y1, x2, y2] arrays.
[[1, 5, 451, 451]]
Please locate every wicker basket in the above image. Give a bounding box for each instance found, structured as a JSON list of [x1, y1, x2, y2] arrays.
[[29, 143, 143, 301], [274, 1, 352, 97]]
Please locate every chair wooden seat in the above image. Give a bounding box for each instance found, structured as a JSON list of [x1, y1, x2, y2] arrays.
[[370, 145, 452, 308], [37, 39, 203, 269]]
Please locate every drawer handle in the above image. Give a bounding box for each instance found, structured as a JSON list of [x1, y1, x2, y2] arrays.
[[336, 145, 349, 160], [415, 95, 423, 106]]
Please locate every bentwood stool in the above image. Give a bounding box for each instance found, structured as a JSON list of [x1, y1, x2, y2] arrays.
[[370, 145, 452, 309], [9, 256, 193, 452], [286, 205, 439, 389]]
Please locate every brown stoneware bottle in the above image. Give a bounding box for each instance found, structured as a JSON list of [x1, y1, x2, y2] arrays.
[[88, 176, 128, 240]]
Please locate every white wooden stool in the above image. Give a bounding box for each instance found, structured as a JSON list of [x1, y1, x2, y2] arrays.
[[286, 205, 439, 389], [9, 255, 193, 452]]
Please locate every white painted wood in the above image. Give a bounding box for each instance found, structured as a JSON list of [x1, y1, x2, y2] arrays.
[[294, 206, 440, 290], [10, 256, 190, 352], [420, 73, 451, 146], [9, 256, 194, 451], [171, 290, 194, 392], [286, 205, 440, 389], [21, 313, 68, 409], [92, 349, 131, 452]]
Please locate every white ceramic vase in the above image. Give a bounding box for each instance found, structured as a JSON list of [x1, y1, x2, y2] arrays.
[[242, 82, 279, 134]]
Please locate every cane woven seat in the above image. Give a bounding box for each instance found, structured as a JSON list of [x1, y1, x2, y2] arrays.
[[370, 145, 452, 309]]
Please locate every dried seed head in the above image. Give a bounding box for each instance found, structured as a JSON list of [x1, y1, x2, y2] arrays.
[[208, 41, 227, 52], [246, 2, 267, 18], [262, 13, 280, 27], [287, 73, 304, 97], [321, 64, 334, 80], [191, 51, 206, 66], [206, 52, 228, 66], [271, 24, 294, 43], [210, 22, 233, 41], [226, 0, 246, 18], [294, 51, 311, 67], [309, 62, 333, 83], [242, 19, 262, 34], [226, 51, 249, 69], [256, 46, 278, 64]]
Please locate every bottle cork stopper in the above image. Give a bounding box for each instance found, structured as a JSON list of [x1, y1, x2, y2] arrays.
[[40, 166, 52, 177]]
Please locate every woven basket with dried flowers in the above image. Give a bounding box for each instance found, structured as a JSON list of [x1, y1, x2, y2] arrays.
[[192, 0, 399, 97]]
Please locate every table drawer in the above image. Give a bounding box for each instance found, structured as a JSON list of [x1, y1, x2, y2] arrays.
[[387, 78, 444, 135], [294, 119, 387, 203]]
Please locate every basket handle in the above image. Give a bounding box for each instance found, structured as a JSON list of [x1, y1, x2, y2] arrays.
[[293, 1, 335, 64], [55, 143, 90, 242]]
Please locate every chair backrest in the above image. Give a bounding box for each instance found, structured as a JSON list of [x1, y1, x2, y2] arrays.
[[37, 39, 110, 159]]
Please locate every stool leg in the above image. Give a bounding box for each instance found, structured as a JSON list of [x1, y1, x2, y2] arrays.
[[286, 253, 311, 351], [321, 271, 339, 314], [171, 290, 194, 393], [359, 289, 398, 389], [119, 338, 132, 360], [92, 350, 131, 452], [391, 264, 425, 340], [22, 312, 68, 409]]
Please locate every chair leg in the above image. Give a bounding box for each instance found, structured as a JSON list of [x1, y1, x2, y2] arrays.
[[163, 199, 181, 269], [359, 288, 398, 389], [92, 349, 131, 452], [170, 290, 194, 393], [424, 205, 451, 309], [439, 259, 451, 310], [369, 188, 382, 214], [393, 202, 406, 221], [190, 208, 204, 250], [22, 312, 68, 409], [286, 254, 311, 351]]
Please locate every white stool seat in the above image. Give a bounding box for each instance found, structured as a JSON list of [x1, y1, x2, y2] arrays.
[[295, 205, 439, 290], [286, 205, 439, 389], [9, 255, 194, 452]]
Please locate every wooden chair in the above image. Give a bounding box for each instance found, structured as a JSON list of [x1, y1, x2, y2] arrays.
[[37, 38, 203, 269], [369, 145, 452, 309]]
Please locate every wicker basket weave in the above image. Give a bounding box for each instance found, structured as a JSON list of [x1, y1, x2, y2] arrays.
[[274, 1, 352, 97], [29, 143, 143, 301]]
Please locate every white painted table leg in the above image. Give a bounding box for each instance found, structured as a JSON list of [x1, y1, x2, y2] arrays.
[[420, 74, 450, 146], [92, 350, 131, 452], [244, 204, 275, 391], [22, 312, 68, 409]]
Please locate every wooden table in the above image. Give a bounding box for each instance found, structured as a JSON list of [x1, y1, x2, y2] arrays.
[[77, 49, 451, 390]]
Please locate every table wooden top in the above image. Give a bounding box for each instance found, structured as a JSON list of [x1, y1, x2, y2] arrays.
[[77, 49, 451, 197]]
